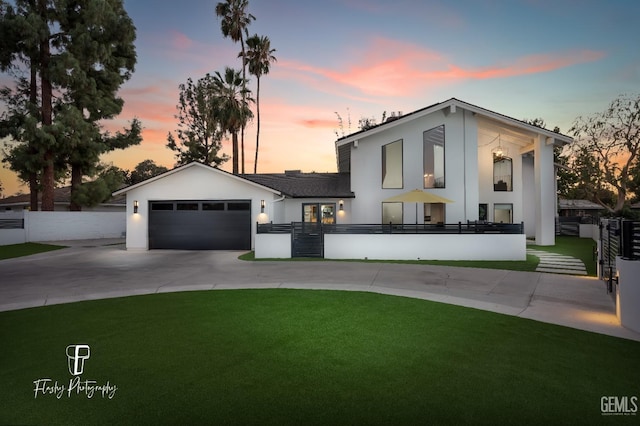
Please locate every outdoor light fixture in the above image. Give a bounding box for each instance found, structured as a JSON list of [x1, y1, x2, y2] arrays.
[[260, 200, 265, 213], [491, 135, 508, 161], [133, 200, 139, 214], [339, 200, 344, 211]]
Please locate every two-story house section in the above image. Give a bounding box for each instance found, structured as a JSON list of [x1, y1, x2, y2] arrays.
[[335, 98, 572, 245]]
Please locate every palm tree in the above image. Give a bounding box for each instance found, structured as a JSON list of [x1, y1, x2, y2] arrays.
[[245, 34, 276, 174], [212, 67, 253, 174], [215, 0, 255, 174]]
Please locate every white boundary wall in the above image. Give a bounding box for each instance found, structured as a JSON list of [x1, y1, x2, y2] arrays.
[[255, 234, 291, 258], [0, 211, 125, 245], [616, 257, 640, 334], [254, 232, 526, 260], [324, 234, 526, 261]]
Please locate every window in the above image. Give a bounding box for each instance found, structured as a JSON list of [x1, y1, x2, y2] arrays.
[[202, 202, 225, 211], [227, 202, 250, 211], [151, 203, 174, 211], [303, 203, 336, 224], [494, 203, 513, 223], [424, 125, 445, 188], [479, 204, 488, 222], [424, 203, 445, 224], [382, 140, 403, 188], [177, 203, 199, 211], [493, 157, 512, 191], [382, 202, 403, 224]]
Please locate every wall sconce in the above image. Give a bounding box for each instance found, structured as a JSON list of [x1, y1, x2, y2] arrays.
[[339, 200, 344, 211], [260, 200, 265, 213], [133, 200, 139, 214]]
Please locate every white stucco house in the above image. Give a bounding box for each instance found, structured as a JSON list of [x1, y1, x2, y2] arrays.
[[114, 98, 571, 259]]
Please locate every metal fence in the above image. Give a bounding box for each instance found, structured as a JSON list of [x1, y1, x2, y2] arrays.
[[620, 220, 640, 260], [599, 218, 640, 293], [258, 221, 524, 235]]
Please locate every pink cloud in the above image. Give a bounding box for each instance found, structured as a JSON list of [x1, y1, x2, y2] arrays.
[[298, 119, 338, 129], [442, 50, 607, 80], [170, 30, 193, 50], [278, 37, 606, 99]]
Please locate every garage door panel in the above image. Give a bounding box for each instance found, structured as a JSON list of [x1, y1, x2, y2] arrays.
[[149, 201, 251, 250]]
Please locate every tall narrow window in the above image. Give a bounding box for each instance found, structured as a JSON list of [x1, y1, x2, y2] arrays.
[[382, 202, 403, 224], [382, 140, 403, 188], [493, 157, 512, 191], [479, 204, 488, 222], [424, 125, 445, 188], [494, 203, 513, 223]]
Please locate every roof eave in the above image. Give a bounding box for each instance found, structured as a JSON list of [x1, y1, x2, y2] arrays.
[[335, 98, 574, 146], [113, 162, 282, 197]]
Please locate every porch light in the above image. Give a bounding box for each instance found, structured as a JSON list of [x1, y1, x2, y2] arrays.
[[339, 200, 344, 211], [133, 200, 139, 214], [260, 200, 265, 213]]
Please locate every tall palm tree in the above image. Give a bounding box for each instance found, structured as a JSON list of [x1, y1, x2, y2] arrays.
[[245, 34, 276, 174], [215, 0, 255, 174], [212, 67, 252, 174]]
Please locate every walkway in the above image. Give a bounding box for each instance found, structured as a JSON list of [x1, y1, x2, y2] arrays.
[[1, 240, 638, 341], [527, 248, 588, 276]]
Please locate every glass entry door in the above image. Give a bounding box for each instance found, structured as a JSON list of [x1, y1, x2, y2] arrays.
[[303, 203, 336, 224]]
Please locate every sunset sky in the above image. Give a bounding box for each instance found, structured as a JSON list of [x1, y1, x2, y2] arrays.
[[1, 0, 639, 196]]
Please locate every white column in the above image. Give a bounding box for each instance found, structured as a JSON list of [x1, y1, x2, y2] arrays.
[[464, 110, 479, 222], [534, 135, 555, 245]]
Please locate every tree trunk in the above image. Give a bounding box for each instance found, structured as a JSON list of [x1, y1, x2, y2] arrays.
[[29, 60, 39, 211], [39, 0, 54, 211], [253, 76, 260, 174], [240, 35, 246, 174], [70, 165, 83, 211], [615, 188, 626, 212], [232, 132, 239, 174]]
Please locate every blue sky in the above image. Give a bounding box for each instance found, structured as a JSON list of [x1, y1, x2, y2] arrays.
[[1, 0, 639, 196]]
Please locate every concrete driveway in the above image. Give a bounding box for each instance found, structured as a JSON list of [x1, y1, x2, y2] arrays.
[[1, 240, 638, 341]]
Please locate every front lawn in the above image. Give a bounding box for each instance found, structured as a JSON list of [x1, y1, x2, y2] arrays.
[[0, 242, 65, 260], [0, 289, 637, 425]]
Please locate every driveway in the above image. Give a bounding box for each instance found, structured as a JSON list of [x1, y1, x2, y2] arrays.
[[1, 241, 638, 341]]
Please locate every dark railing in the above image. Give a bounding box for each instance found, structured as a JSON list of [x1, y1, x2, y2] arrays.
[[0, 218, 24, 229], [257, 222, 292, 234], [621, 220, 640, 260], [258, 221, 524, 235]]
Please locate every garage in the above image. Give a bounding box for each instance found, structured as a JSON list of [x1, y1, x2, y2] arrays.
[[114, 162, 281, 251], [148, 200, 251, 250]]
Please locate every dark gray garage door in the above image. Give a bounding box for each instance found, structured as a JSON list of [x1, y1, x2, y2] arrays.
[[149, 200, 251, 250]]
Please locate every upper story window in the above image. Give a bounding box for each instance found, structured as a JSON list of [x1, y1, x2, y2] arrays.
[[382, 139, 403, 188], [493, 156, 513, 191], [424, 125, 445, 188]]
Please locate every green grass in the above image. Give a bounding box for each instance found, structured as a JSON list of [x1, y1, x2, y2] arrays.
[[240, 250, 540, 272], [1, 289, 638, 425], [530, 236, 598, 276], [0, 242, 65, 260]]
